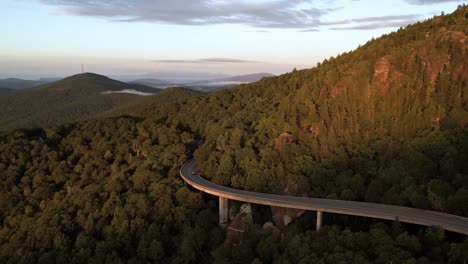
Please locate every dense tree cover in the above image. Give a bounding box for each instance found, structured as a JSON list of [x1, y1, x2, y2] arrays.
[[102, 87, 203, 118], [200, 128, 468, 216], [0, 116, 226, 263], [0, 5, 467, 263], [0, 117, 467, 263], [212, 216, 468, 264]]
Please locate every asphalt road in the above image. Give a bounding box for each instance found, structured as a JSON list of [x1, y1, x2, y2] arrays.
[[180, 159, 468, 235]]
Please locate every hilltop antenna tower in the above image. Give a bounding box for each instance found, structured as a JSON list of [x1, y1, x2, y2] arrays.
[[81, 64, 84, 73]]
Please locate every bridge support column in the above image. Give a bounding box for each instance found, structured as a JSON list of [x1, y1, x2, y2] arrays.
[[316, 211, 323, 231], [219, 197, 228, 227]]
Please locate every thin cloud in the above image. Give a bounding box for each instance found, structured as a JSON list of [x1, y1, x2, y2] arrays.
[[243, 30, 270, 33], [330, 20, 417, 30], [38, 0, 330, 29], [153, 58, 259, 64], [36, 0, 446, 31], [200, 58, 258, 63], [153, 59, 203, 64], [298, 28, 321, 32], [405, 0, 462, 4], [319, 14, 421, 30], [320, 14, 420, 26], [353, 14, 420, 23]]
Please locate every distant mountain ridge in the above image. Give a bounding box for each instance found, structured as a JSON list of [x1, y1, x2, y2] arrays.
[[127, 72, 275, 92], [0, 78, 58, 90], [226, 73, 275, 82], [185, 72, 275, 92], [0, 73, 162, 130], [55, 73, 158, 93], [128, 78, 171, 88], [0, 71, 276, 130]]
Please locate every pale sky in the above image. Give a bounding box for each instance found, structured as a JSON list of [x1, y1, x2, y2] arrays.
[[0, 0, 464, 80]]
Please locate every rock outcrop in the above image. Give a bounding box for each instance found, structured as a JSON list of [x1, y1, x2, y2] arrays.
[[330, 82, 348, 97], [270, 206, 305, 226], [273, 133, 294, 151], [373, 57, 392, 97], [226, 204, 254, 243]]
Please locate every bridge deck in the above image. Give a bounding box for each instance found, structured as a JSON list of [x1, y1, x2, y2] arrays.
[[180, 159, 468, 235]]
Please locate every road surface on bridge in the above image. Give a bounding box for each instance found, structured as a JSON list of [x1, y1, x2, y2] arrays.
[[180, 159, 468, 235]]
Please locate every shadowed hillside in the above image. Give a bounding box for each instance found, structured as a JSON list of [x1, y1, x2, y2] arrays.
[[0, 88, 13, 97], [0, 73, 161, 130], [103, 87, 204, 117]]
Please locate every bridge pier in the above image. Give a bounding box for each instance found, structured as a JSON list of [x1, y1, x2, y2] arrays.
[[219, 197, 229, 227], [316, 211, 323, 231]]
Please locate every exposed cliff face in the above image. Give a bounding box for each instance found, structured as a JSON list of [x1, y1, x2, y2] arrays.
[[372, 56, 408, 97], [452, 61, 467, 81], [373, 57, 392, 97], [331, 83, 348, 97], [226, 204, 254, 243], [366, 28, 467, 99]]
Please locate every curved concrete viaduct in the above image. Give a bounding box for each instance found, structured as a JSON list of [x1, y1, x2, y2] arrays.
[[180, 159, 468, 235]]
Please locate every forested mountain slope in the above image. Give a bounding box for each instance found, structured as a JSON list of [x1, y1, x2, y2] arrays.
[[103, 87, 204, 117], [0, 6, 467, 263], [0, 73, 160, 130], [185, 6, 468, 214]]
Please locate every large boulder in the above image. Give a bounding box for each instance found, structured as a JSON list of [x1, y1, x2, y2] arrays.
[[273, 132, 294, 151], [270, 206, 305, 226]]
